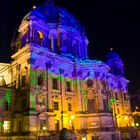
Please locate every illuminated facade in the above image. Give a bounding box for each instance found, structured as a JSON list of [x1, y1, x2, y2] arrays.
[[0, 2, 133, 140]]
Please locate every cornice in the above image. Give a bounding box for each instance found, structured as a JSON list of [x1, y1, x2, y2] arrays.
[[18, 21, 29, 33], [11, 45, 30, 60]]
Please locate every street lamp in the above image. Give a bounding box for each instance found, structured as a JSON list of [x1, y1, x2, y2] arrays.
[[135, 123, 139, 127], [43, 126, 46, 140], [70, 115, 75, 120], [82, 136, 87, 140], [43, 126, 46, 130], [70, 115, 75, 130]]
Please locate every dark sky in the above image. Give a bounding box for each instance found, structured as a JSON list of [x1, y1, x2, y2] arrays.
[[0, 0, 140, 93]]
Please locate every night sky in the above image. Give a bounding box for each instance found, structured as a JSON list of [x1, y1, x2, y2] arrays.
[[0, 0, 140, 93]]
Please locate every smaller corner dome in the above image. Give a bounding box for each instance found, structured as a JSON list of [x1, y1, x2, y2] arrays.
[[106, 51, 121, 61], [105, 51, 124, 77], [22, 3, 85, 33]]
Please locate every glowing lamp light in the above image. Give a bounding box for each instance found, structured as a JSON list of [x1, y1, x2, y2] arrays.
[[43, 126, 46, 130], [70, 115, 75, 120], [135, 123, 139, 127], [136, 106, 139, 109], [33, 5, 36, 9], [110, 48, 113, 51], [82, 137, 87, 140], [125, 116, 128, 120]]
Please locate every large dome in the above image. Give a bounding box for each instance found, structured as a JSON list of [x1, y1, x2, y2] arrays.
[[23, 3, 85, 33]]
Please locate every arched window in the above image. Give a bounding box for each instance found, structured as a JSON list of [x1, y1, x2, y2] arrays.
[[87, 79, 93, 87], [54, 38, 58, 53], [52, 78, 58, 90], [38, 31, 44, 39], [66, 81, 71, 92], [37, 31, 44, 46]]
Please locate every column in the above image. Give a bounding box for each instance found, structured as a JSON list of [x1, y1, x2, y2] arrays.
[[81, 42, 86, 59], [78, 43, 81, 58], [85, 45, 88, 59], [48, 73, 53, 111], [50, 34, 54, 52]]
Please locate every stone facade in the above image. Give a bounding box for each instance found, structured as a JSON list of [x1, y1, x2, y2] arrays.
[[0, 2, 133, 140]]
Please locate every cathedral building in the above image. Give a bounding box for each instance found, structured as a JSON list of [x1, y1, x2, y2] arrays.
[[0, 1, 134, 140]]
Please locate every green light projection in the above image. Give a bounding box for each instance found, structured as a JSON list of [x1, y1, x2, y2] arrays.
[[5, 89, 11, 106], [0, 89, 11, 128], [0, 99, 3, 108], [0, 121, 3, 127], [30, 68, 118, 113], [30, 69, 46, 109], [108, 97, 116, 109], [30, 92, 35, 108]]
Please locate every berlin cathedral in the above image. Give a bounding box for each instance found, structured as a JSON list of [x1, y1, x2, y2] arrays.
[[0, 1, 134, 140]]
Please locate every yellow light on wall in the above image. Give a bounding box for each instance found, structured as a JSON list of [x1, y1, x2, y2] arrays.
[[3, 121, 10, 132]]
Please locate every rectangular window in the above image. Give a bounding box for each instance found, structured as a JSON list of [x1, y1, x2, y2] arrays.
[[92, 136, 99, 140], [63, 39, 67, 46], [21, 75, 26, 87], [124, 94, 128, 101], [103, 99, 108, 112], [66, 81, 71, 92], [52, 78, 58, 90], [115, 93, 119, 100], [68, 103, 72, 111], [54, 102, 59, 110], [17, 121, 22, 132], [23, 93, 27, 109], [54, 39, 58, 53], [49, 38, 51, 51], [5, 102, 9, 111], [88, 99, 95, 113], [111, 134, 116, 140], [38, 75, 43, 85], [117, 108, 120, 114]]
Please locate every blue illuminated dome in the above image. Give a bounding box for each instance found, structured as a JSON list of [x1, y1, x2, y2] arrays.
[[106, 51, 124, 77], [12, 2, 89, 59], [23, 3, 84, 33]]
